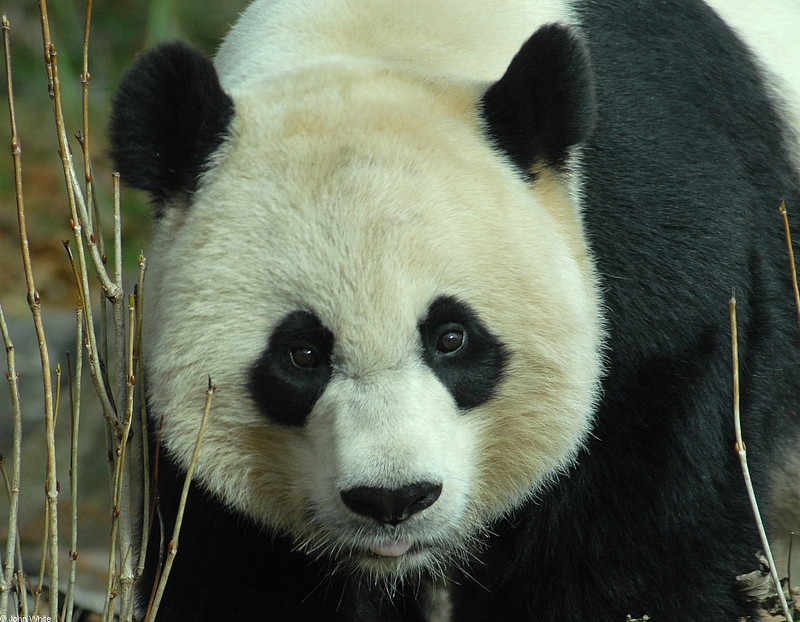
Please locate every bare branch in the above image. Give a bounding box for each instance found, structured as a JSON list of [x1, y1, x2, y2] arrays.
[[730, 290, 792, 619], [146, 381, 216, 622], [0, 301, 23, 615], [62, 309, 84, 622], [779, 201, 800, 329], [80, 0, 93, 216], [6, 11, 59, 620], [135, 256, 150, 585]]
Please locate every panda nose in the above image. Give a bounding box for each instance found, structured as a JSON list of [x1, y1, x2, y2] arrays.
[[340, 482, 443, 526]]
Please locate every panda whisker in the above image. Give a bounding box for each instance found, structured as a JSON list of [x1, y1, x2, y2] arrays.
[[333, 572, 349, 613], [299, 575, 330, 605]]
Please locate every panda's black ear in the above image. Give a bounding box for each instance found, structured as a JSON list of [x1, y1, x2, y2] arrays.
[[481, 24, 595, 173], [110, 41, 234, 214]]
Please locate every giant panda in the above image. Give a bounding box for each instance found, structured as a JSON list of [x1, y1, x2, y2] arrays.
[[109, 0, 800, 620]]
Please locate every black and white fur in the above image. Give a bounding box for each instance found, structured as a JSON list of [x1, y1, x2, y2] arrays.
[[110, 0, 800, 619]]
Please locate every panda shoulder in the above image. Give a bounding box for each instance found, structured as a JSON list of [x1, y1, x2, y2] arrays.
[[705, 0, 800, 148]]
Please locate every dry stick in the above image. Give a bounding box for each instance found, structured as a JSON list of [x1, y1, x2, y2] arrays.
[[62, 308, 84, 622], [0, 23, 23, 617], [70, 25, 100, 618], [102, 293, 136, 622], [789, 532, 795, 607], [0, 302, 23, 616], [780, 201, 800, 327], [780, 203, 799, 603], [145, 381, 216, 622], [33, 506, 48, 616], [729, 291, 792, 619], [17, 569, 26, 618], [118, 296, 138, 622], [134, 257, 150, 585], [37, 15, 131, 617], [0, 457, 25, 617], [38, 0, 120, 438], [38, 0, 118, 298], [100, 527, 119, 622], [143, 421, 165, 617], [6, 12, 59, 621], [63, 244, 119, 622], [79, 0, 93, 223], [100, 174, 138, 622], [53, 364, 61, 427], [41, 4, 133, 617], [36, 386, 62, 616], [102, 421, 131, 622]]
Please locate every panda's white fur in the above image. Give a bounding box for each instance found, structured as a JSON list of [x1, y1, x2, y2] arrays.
[[111, 0, 800, 618], [144, 31, 603, 573], [214, 0, 574, 87]]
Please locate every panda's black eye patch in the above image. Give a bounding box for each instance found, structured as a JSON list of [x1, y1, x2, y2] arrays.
[[248, 311, 334, 426], [419, 296, 508, 409]]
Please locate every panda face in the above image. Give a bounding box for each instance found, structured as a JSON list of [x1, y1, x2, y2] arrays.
[[118, 31, 603, 581]]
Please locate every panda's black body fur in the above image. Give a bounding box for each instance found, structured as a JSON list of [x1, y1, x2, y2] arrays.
[[111, 0, 800, 620], [457, 3, 800, 619]]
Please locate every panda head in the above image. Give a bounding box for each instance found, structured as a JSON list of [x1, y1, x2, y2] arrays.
[[111, 25, 601, 580]]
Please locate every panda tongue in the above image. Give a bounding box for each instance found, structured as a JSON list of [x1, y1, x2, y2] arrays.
[[370, 539, 413, 557]]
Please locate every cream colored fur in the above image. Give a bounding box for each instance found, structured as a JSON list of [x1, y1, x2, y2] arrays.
[[145, 0, 605, 579], [214, 0, 575, 88]]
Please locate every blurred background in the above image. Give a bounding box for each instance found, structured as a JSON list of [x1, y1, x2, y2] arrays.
[[1, 0, 247, 314]]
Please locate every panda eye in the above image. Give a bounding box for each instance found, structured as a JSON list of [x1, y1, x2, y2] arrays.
[[289, 343, 322, 369], [436, 326, 466, 354], [419, 296, 507, 410], [250, 310, 334, 426]]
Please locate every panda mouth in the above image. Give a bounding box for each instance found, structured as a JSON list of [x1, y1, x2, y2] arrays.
[[368, 539, 414, 557]]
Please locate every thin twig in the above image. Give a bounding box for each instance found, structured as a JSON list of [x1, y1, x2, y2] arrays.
[[143, 419, 165, 617], [40, 0, 119, 302], [730, 290, 792, 619], [0, 456, 25, 617], [102, 291, 137, 622], [80, 0, 93, 223], [134, 256, 150, 584], [54, 364, 61, 427], [62, 308, 83, 622], [39, 0, 120, 438], [9, 10, 59, 620], [789, 531, 794, 605], [0, 299, 23, 616], [33, 503, 48, 616], [0, 25, 21, 616], [118, 295, 138, 622], [146, 381, 216, 622], [780, 201, 800, 328]]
